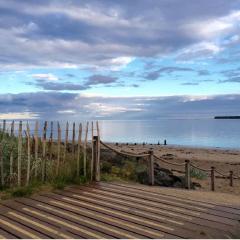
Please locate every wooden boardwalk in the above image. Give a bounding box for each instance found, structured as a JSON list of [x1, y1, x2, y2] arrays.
[[0, 182, 239, 239]]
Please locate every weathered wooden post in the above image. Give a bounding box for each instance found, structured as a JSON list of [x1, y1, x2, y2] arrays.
[[185, 160, 191, 189], [26, 122, 31, 186], [83, 122, 89, 177], [164, 140, 167, 145], [42, 121, 47, 182], [72, 122, 75, 154], [10, 120, 14, 137], [211, 166, 215, 191], [63, 121, 69, 162], [49, 121, 53, 161], [77, 123, 82, 177], [0, 141, 3, 187], [57, 122, 61, 175], [148, 150, 154, 186], [34, 121, 39, 178], [17, 121, 22, 186], [2, 120, 6, 133], [91, 122, 94, 181], [93, 135, 100, 182], [229, 170, 233, 187]]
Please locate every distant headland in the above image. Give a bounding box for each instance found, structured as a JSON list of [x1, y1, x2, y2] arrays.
[[214, 116, 240, 119]]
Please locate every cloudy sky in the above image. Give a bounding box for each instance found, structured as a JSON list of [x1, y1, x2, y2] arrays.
[[1, 0, 240, 120]]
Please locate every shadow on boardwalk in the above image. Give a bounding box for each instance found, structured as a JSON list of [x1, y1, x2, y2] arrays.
[[0, 182, 239, 239]]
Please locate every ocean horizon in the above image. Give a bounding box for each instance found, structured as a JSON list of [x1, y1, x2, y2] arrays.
[[2, 118, 240, 150]]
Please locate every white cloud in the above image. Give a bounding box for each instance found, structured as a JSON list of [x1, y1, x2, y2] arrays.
[[31, 73, 59, 81], [0, 112, 38, 120]]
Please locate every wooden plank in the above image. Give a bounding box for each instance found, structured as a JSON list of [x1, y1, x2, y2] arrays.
[[95, 183, 240, 221], [77, 123, 82, 177], [109, 182, 240, 213], [43, 191, 212, 239], [68, 185, 238, 228], [53, 189, 227, 238], [10, 199, 117, 239], [27, 195, 175, 239], [17, 121, 22, 186], [0, 202, 77, 239]]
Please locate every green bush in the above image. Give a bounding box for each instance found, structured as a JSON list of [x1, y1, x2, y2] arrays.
[[190, 167, 207, 180]]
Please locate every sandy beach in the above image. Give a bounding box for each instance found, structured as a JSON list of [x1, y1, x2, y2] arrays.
[[105, 143, 240, 195]]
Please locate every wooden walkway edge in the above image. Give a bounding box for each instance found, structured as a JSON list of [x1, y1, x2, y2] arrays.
[[0, 182, 239, 239]]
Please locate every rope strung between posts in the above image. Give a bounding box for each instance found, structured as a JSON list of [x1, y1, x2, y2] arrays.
[[100, 140, 150, 158], [214, 169, 229, 177], [153, 154, 185, 166], [189, 163, 211, 172]]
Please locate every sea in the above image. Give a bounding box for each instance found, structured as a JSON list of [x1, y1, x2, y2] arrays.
[[99, 119, 240, 149], [2, 119, 240, 149]]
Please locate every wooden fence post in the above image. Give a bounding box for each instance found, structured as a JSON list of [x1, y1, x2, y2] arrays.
[[0, 141, 3, 187], [77, 123, 82, 177], [42, 121, 47, 182], [2, 120, 6, 133], [83, 122, 89, 177], [211, 166, 215, 191], [185, 160, 191, 189], [26, 122, 31, 186], [72, 122, 75, 154], [91, 122, 94, 181], [93, 136, 100, 181], [34, 121, 39, 178], [63, 121, 69, 162], [49, 121, 53, 161], [96, 121, 100, 174], [10, 120, 14, 137], [17, 121, 22, 186], [229, 170, 233, 187], [57, 122, 61, 175], [148, 150, 154, 186]]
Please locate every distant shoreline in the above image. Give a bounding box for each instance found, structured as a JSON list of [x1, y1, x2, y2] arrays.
[[214, 116, 240, 119]]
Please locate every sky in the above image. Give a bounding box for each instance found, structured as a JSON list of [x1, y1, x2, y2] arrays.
[[1, 0, 240, 120]]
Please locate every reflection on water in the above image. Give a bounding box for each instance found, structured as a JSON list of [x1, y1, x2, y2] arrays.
[[99, 119, 240, 149]]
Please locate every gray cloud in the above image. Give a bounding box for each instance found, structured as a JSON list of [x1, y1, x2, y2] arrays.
[[1, 92, 240, 120], [181, 82, 199, 86], [0, 0, 239, 70], [85, 75, 118, 86], [33, 80, 88, 91]]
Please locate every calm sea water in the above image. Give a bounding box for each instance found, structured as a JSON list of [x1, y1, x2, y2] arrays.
[[99, 119, 240, 149], [3, 119, 240, 149]]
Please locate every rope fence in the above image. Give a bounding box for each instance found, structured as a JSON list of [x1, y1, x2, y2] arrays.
[[100, 140, 240, 191]]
